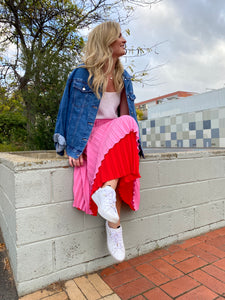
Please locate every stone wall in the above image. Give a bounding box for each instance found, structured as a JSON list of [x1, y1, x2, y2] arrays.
[[0, 150, 225, 296]]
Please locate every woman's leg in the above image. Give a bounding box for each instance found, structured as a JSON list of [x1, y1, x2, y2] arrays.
[[102, 178, 119, 190]]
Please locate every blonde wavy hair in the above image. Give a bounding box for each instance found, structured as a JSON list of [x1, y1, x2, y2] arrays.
[[82, 21, 124, 99]]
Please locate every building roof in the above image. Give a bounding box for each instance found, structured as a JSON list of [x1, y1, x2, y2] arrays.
[[135, 91, 196, 106]]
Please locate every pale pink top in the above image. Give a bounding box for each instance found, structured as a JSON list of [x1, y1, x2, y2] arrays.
[[96, 92, 120, 119]]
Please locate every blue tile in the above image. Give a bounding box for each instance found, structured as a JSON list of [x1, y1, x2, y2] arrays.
[[160, 125, 165, 133], [171, 132, 177, 140], [166, 140, 171, 147], [142, 128, 146, 135], [204, 139, 211, 147], [196, 130, 203, 139], [177, 140, 183, 147], [203, 120, 211, 129], [189, 122, 196, 130], [189, 139, 196, 147], [151, 120, 155, 127], [211, 128, 219, 138]]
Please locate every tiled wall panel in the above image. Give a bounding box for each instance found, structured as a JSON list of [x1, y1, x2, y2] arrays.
[[139, 107, 225, 148]]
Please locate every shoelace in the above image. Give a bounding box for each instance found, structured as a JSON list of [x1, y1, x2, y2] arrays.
[[102, 191, 117, 210]]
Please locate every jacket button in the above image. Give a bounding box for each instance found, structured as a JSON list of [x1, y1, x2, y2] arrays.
[[82, 87, 86, 91]]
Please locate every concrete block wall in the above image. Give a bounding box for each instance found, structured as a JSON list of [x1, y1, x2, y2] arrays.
[[1, 150, 225, 296]]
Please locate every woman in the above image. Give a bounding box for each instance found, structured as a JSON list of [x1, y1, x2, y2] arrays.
[[54, 21, 143, 262]]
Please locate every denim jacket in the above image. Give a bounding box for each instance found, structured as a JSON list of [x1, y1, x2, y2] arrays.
[[54, 67, 144, 159]]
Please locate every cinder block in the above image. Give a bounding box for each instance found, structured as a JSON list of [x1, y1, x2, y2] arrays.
[[0, 212, 17, 281], [0, 189, 16, 240], [195, 157, 225, 181], [0, 164, 15, 204], [195, 201, 224, 228], [52, 168, 73, 202], [17, 263, 86, 297], [17, 240, 53, 281], [208, 178, 225, 201], [84, 213, 105, 230], [123, 215, 159, 248], [54, 228, 107, 270], [15, 170, 51, 208], [156, 235, 178, 249], [159, 159, 197, 186], [176, 181, 209, 208], [159, 208, 195, 239], [136, 186, 180, 218], [16, 202, 84, 245], [140, 161, 160, 189]]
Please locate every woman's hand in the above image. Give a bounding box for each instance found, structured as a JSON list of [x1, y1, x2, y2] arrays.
[[68, 154, 84, 167]]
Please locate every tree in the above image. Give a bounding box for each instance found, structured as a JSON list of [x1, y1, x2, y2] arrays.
[[0, 0, 161, 149], [0, 85, 27, 146]]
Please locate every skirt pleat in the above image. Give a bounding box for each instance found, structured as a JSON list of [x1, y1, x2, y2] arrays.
[[73, 115, 141, 216]]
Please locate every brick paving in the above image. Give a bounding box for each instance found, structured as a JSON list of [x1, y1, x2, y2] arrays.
[[19, 227, 225, 299]]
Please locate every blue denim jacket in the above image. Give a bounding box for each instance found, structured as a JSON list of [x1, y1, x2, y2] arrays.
[[54, 67, 144, 159]]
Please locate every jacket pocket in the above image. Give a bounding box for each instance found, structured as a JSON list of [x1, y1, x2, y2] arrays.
[[72, 79, 92, 108]]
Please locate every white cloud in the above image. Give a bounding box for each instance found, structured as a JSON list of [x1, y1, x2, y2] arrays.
[[123, 0, 225, 102]]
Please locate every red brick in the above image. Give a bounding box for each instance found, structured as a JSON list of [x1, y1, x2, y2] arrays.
[[179, 235, 206, 249], [131, 296, 146, 300], [161, 275, 200, 298], [206, 235, 225, 251], [99, 267, 117, 278], [187, 245, 218, 263], [213, 257, 225, 271], [114, 277, 154, 300], [102, 268, 140, 289], [189, 269, 225, 294], [114, 261, 132, 272], [136, 263, 170, 285], [203, 264, 225, 283], [175, 256, 207, 273], [150, 259, 183, 279], [204, 227, 225, 239], [176, 285, 217, 300], [128, 254, 155, 266], [167, 244, 183, 253], [197, 242, 225, 258], [144, 287, 173, 299], [163, 250, 193, 265], [128, 249, 169, 266]]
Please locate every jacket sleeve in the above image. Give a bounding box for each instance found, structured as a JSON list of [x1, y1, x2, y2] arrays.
[[53, 69, 76, 156]]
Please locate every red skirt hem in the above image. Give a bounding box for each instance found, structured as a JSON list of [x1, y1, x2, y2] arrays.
[[90, 131, 140, 216]]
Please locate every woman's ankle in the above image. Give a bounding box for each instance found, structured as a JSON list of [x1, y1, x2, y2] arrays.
[[108, 221, 120, 229]]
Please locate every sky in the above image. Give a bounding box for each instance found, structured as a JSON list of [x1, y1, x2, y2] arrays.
[[121, 0, 225, 103]]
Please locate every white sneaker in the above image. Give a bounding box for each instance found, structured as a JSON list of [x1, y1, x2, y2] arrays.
[[92, 186, 119, 223], [106, 221, 125, 262]]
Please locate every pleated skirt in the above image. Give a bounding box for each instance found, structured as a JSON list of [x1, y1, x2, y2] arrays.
[[73, 115, 141, 216]]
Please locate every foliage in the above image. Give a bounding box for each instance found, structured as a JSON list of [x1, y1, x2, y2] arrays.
[[0, 111, 27, 144], [136, 108, 144, 121], [0, 86, 27, 149]]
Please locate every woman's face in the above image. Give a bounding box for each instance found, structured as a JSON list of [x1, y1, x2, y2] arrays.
[[110, 32, 127, 59]]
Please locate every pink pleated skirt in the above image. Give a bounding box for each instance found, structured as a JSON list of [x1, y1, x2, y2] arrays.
[[73, 115, 141, 216]]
